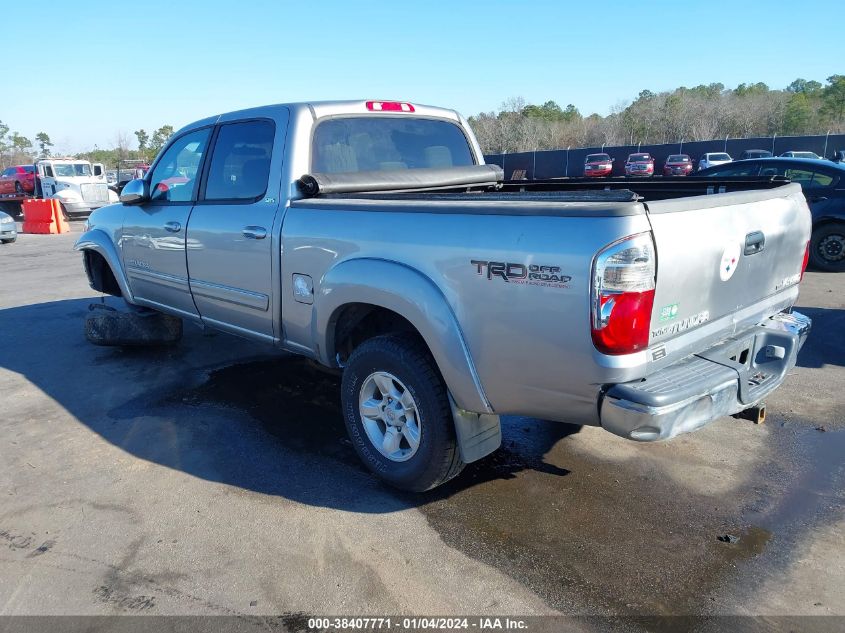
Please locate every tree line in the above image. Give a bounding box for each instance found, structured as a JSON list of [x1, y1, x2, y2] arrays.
[[469, 75, 845, 155], [0, 124, 174, 169], [4, 75, 844, 167]]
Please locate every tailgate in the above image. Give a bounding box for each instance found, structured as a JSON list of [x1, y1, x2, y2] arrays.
[[645, 183, 811, 352]]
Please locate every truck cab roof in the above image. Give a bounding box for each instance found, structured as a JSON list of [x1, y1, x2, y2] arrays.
[[175, 100, 464, 136]]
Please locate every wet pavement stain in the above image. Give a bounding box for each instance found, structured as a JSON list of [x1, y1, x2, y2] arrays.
[[177, 355, 845, 621], [182, 357, 356, 466]]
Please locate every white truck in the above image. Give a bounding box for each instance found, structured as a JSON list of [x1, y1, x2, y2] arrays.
[[36, 158, 118, 216]]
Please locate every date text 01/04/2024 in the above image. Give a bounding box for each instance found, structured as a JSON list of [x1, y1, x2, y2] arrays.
[[305, 616, 529, 630]]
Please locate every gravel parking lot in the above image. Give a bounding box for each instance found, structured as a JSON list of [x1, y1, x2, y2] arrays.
[[0, 224, 843, 630]]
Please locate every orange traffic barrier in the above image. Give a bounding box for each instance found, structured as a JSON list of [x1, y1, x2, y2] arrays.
[[52, 200, 70, 234], [22, 199, 69, 234]]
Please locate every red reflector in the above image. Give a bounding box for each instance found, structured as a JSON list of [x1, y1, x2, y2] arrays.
[[366, 101, 415, 113], [591, 289, 655, 355], [800, 240, 810, 281]]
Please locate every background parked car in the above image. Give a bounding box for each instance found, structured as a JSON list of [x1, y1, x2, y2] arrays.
[[0, 210, 17, 243], [780, 151, 821, 159], [583, 153, 613, 177], [696, 157, 845, 272], [0, 165, 36, 195], [663, 154, 693, 176], [625, 153, 654, 177], [697, 152, 732, 171], [739, 149, 773, 160]]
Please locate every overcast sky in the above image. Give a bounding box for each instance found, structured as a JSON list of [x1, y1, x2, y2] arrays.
[[5, 0, 842, 153]]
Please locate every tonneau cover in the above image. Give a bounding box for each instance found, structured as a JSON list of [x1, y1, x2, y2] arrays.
[[298, 165, 503, 196]]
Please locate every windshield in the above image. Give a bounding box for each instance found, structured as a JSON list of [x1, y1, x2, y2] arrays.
[[312, 116, 475, 173], [667, 155, 689, 162], [629, 154, 650, 161], [709, 153, 731, 161], [792, 152, 819, 159], [52, 163, 92, 177], [586, 154, 610, 162]]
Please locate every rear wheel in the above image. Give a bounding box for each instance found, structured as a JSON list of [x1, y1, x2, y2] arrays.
[[809, 222, 845, 272], [341, 334, 464, 491]]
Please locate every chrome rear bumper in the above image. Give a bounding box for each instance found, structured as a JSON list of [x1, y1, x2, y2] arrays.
[[600, 311, 811, 441]]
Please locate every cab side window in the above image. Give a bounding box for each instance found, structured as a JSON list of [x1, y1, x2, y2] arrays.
[[204, 120, 275, 201], [706, 164, 760, 177], [149, 128, 211, 203], [759, 164, 783, 177], [810, 171, 835, 188], [783, 168, 814, 188]]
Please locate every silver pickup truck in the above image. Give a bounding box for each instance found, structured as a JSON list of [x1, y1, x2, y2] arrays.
[[75, 100, 812, 491]]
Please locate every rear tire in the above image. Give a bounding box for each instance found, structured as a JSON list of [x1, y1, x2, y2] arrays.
[[341, 334, 464, 492], [809, 222, 845, 272]]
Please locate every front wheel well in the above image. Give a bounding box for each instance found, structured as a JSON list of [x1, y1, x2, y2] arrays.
[[331, 303, 424, 365], [82, 250, 122, 297]]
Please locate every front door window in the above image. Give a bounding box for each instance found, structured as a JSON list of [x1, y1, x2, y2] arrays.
[[148, 129, 211, 203]]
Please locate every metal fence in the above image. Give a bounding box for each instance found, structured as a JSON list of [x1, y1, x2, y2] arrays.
[[484, 133, 845, 179]]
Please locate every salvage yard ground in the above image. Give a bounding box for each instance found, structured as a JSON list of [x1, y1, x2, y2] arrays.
[[0, 225, 843, 631]]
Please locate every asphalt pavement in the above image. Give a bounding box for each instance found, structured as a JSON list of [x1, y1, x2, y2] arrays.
[[0, 224, 842, 631]]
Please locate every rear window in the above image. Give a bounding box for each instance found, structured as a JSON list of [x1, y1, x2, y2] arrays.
[[312, 117, 475, 173], [586, 154, 610, 162]]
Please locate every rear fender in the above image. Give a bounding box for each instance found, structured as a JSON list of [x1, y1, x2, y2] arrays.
[[314, 258, 492, 416]]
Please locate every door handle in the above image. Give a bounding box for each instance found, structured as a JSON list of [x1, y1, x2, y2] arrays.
[[164, 221, 181, 233], [744, 231, 765, 256], [242, 226, 267, 240]]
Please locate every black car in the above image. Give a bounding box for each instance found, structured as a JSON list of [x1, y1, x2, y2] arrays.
[[696, 158, 845, 271], [738, 149, 773, 160]]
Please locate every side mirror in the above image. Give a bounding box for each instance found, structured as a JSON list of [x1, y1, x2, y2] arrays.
[[119, 178, 149, 204]]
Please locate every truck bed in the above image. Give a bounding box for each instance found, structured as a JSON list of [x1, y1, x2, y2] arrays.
[[498, 175, 791, 200], [288, 167, 810, 425], [297, 165, 792, 204], [293, 175, 797, 219]]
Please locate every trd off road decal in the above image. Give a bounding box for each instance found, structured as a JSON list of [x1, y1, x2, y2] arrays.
[[471, 260, 572, 289]]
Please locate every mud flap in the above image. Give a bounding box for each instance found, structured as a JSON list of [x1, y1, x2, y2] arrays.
[[85, 304, 183, 346], [448, 394, 501, 463]]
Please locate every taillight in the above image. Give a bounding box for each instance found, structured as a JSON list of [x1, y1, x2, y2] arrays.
[[591, 233, 656, 355], [366, 101, 415, 112], [800, 240, 810, 281]]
